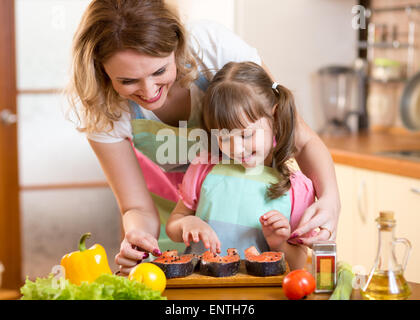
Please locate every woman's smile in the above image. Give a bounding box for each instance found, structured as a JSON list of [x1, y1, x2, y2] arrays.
[[136, 86, 164, 104]]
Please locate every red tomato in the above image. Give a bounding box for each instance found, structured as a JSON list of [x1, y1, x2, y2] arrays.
[[283, 269, 316, 300]]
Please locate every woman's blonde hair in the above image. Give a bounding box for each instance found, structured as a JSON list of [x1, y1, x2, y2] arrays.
[[67, 0, 198, 133], [202, 61, 297, 199]]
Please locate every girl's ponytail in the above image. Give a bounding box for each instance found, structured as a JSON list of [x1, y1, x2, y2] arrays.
[[267, 84, 297, 199]]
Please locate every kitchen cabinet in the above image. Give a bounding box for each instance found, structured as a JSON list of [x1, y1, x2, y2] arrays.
[[335, 164, 420, 283], [352, 167, 377, 273], [374, 171, 420, 283], [335, 164, 357, 264]]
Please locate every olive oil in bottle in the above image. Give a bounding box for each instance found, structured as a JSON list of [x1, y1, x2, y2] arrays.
[[360, 211, 411, 300]]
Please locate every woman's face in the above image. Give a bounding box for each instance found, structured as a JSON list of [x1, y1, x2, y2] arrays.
[[103, 49, 177, 111], [217, 116, 274, 168]]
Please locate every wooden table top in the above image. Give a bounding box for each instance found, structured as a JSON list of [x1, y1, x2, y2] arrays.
[[320, 131, 420, 179], [164, 282, 420, 300], [164, 259, 420, 300], [0, 289, 20, 300], [3, 283, 420, 300]]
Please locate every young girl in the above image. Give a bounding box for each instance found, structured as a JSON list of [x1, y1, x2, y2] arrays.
[[166, 62, 315, 270]]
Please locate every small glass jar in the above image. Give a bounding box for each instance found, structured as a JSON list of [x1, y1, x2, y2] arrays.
[[367, 83, 399, 130], [312, 241, 337, 293], [371, 58, 404, 82]]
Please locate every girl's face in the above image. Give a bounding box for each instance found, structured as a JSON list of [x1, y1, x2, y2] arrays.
[[103, 49, 177, 111], [217, 116, 274, 168]]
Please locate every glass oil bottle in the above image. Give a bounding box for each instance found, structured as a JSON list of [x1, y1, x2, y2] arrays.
[[360, 211, 412, 300]]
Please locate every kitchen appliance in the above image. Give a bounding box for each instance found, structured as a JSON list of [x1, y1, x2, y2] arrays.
[[317, 64, 368, 135], [400, 70, 420, 131]]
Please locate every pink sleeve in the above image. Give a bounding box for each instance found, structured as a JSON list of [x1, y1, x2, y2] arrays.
[[289, 171, 316, 233], [178, 153, 216, 211]]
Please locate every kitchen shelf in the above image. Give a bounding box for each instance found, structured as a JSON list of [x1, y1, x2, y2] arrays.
[[365, 18, 417, 80], [358, 41, 412, 49], [368, 76, 407, 84], [371, 4, 420, 14]]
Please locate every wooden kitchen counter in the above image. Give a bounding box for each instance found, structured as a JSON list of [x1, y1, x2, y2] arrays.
[[164, 258, 420, 300], [4, 283, 420, 300], [0, 289, 20, 300], [164, 282, 420, 300], [320, 131, 420, 179], [3, 275, 420, 300]]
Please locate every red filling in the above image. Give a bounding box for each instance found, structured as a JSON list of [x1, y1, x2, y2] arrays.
[[153, 250, 195, 264], [245, 246, 283, 262], [201, 248, 240, 263]]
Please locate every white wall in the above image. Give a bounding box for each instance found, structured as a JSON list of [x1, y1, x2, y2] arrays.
[[235, 0, 358, 131], [16, 0, 91, 89], [168, 0, 235, 30]]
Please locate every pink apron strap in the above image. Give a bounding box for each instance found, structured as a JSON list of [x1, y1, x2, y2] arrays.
[[130, 140, 183, 203]]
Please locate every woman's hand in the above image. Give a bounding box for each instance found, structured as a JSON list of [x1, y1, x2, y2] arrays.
[[182, 216, 221, 254], [114, 229, 161, 276], [289, 196, 340, 247], [260, 210, 291, 251]]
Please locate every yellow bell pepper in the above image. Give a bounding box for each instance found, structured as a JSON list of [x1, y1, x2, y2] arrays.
[[60, 232, 112, 285]]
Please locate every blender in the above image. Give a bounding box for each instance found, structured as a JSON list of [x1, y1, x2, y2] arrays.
[[317, 65, 359, 135]]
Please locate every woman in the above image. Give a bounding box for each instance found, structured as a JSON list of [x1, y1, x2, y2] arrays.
[[67, 0, 340, 275]]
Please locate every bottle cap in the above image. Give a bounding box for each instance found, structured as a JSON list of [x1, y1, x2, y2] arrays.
[[379, 211, 395, 221], [377, 211, 396, 230], [312, 241, 336, 253]]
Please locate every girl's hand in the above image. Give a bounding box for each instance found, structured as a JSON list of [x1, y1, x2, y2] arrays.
[[260, 210, 291, 251], [114, 229, 161, 276], [289, 196, 340, 248], [182, 216, 221, 254]]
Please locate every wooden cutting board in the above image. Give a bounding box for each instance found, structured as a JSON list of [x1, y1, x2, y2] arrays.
[[166, 260, 289, 288]]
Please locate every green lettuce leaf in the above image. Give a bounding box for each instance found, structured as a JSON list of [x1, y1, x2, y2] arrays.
[[20, 273, 166, 300]]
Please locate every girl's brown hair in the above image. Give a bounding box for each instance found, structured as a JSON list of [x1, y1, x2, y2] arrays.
[[67, 0, 198, 134], [201, 61, 297, 199]]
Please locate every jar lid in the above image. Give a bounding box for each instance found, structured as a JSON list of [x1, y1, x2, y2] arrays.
[[379, 211, 395, 221], [312, 240, 336, 252], [376, 211, 396, 230], [374, 58, 401, 67]]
